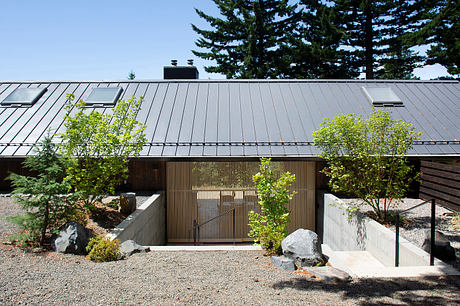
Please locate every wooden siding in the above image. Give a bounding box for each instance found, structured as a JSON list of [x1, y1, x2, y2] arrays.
[[0, 159, 30, 190], [127, 160, 166, 191], [166, 161, 316, 243], [420, 161, 460, 211]]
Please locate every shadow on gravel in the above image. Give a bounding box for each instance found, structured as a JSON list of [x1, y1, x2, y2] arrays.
[[272, 276, 460, 305]]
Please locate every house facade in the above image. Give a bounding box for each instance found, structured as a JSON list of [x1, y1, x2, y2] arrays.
[[0, 79, 458, 243]]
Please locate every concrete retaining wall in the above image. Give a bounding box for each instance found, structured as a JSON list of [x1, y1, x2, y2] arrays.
[[318, 192, 443, 267], [107, 192, 165, 245]]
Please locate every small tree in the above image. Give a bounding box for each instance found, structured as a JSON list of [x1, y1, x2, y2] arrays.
[[60, 94, 147, 208], [7, 135, 79, 247], [313, 108, 419, 222], [127, 70, 136, 80], [248, 158, 296, 255]]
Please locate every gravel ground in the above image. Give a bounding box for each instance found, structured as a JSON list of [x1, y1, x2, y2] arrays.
[[1, 197, 460, 304]]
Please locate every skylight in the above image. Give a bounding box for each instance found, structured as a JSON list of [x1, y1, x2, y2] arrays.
[[362, 87, 403, 107], [1, 87, 47, 107], [85, 87, 123, 107]]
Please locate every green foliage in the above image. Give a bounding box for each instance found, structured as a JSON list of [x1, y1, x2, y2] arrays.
[[127, 70, 136, 80], [248, 158, 296, 255], [60, 94, 147, 208], [192, 0, 298, 78], [86, 236, 120, 262], [7, 135, 80, 247], [313, 108, 420, 221]]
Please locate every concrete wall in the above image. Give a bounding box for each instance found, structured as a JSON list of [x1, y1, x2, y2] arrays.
[[107, 192, 165, 245], [318, 191, 443, 267]]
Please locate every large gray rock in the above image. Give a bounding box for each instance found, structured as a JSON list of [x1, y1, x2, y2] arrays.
[[281, 229, 325, 267], [119, 240, 150, 258], [51, 221, 89, 255], [271, 256, 296, 271], [422, 230, 456, 262]]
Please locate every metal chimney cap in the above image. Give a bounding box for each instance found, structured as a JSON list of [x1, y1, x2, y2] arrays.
[[171, 59, 178, 66], [187, 59, 194, 66]]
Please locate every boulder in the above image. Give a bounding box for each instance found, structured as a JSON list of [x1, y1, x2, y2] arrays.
[[120, 193, 136, 214], [51, 221, 89, 255], [119, 240, 150, 257], [281, 229, 325, 267], [271, 255, 296, 271], [422, 230, 456, 262]]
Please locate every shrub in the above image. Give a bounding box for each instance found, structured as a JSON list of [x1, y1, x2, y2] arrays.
[[7, 135, 81, 247], [86, 236, 120, 262], [313, 108, 419, 222], [60, 94, 147, 209], [248, 158, 296, 255]]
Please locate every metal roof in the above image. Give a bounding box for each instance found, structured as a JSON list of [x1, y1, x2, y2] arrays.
[[0, 79, 459, 158]]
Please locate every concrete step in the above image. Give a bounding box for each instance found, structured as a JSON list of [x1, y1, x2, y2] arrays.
[[322, 244, 460, 278]]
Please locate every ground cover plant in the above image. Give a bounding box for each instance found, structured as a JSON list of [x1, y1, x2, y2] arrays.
[[313, 108, 419, 222], [249, 158, 296, 255], [60, 94, 147, 209], [7, 135, 80, 247], [86, 235, 120, 262]]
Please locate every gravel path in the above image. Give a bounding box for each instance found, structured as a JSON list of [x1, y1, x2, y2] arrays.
[[1, 196, 459, 305]]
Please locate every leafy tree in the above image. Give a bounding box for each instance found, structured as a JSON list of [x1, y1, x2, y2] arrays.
[[127, 70, 136, 80], [192, 0, 298, 78], [60, 94, 147, 208], [248, 158, 296, 255], [313, 108, 419, 222], [7, 135, 79, 247]]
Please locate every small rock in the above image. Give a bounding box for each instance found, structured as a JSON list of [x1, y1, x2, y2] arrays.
[[302, 266, 352, 283], [271, 255, 296, 271], [119, 240, 150, 257]]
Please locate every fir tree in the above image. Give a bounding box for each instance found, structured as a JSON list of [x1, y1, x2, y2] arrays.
[[335, 0, 390, 79], [424, 0, 459, 76], [7, 135, 79, 247], [288, 0, 360, 79], [192, 0, 298, 78], [377, 0, 423, 79]]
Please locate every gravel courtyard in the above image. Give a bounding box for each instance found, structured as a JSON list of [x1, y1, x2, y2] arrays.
[[1, 196, 459, 305]]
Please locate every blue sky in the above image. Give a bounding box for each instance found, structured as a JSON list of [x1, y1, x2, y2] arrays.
[[0, 0, 450, 81]]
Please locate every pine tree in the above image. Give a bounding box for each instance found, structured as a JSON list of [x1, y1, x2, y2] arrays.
[[192, 0, 298, 78], [7, 135, 79, 247], [425, 0, 459, 76], [288, 0, 360, 79], [335, 0, 390, 79]]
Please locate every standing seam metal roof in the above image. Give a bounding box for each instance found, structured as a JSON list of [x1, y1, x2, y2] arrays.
[[0, 79, 459, 157]]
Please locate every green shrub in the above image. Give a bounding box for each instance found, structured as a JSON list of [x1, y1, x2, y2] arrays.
[[86, 236, 120, 262], [248, 158, 296, 255]]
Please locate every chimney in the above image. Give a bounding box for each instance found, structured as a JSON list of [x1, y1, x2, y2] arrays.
[[164, 59, 199, 79]]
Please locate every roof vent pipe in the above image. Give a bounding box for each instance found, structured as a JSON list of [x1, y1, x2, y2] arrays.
[[171, 59, 178, 66], [187, 59, 194, 66]]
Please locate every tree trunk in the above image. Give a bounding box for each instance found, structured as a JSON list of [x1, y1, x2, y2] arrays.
[[364, 0, 374, 79]]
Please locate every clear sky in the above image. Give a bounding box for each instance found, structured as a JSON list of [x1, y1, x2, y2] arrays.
[[0, 0, 450, 81]]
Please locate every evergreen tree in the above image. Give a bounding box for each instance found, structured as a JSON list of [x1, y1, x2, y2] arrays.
[[424, 0, 459, 76], [377, 0, 423, 79], [288, 0, 360, 79], [192, 0, 298, 78], [127, 70, 136, 80], [8, 135, 79, 247]]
